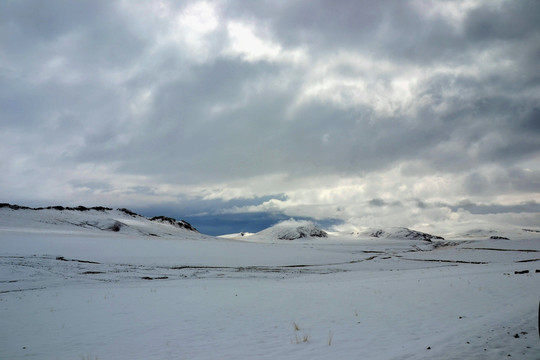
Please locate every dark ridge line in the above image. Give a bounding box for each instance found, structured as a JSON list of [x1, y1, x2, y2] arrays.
[[1, 202, 198, 233], [461, 247, 539, 253], [402, 258, 489, 265], [149, 215, 198, 232], [0, 287, 47, 294], [1, 203, 112, 212], [55, 256, 100, 264], [167, 256, 379, 271]]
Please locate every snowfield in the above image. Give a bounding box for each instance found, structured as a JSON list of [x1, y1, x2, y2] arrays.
[[0, 207, 539, 359]]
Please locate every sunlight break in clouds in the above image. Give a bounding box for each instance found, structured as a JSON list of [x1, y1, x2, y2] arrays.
[[224, 21, 306, 64]]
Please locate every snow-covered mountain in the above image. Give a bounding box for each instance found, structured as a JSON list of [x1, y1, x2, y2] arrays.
[[435, 222, 540, 240], [225, 219, 328, 241], [351, 225, 540, 241], [0, 203, 199, 238], [353, 227, 445, 242]]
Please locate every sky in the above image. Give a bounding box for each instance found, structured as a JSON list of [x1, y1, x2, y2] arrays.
[[1, 0, 539, 235]]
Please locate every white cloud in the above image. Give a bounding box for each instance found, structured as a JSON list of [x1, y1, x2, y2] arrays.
[[224, 21, 306, 64], [289, 51, 426, 118], [174, 1, 219, 57]]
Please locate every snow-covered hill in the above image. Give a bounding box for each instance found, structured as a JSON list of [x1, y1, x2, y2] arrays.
[[0, 203, 199, 238], [353, 227, 445, 242], [225, 219, 328, 241]]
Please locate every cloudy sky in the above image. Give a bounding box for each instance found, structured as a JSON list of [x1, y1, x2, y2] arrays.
[[1, 0, 539, 235]]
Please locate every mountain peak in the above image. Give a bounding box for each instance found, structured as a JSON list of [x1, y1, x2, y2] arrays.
[[255, 219, 328, 240]]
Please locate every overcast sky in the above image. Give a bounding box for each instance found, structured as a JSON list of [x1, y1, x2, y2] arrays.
[[1, 0, 539, 235]]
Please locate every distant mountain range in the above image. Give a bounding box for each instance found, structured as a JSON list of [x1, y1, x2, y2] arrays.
[[2, 203, 539, 241]]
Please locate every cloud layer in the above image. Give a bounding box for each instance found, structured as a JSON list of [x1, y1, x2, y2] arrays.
[[1, 0, 539, 234]]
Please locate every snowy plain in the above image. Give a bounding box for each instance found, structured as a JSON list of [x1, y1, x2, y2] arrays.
[[0, 207, 539, 359]]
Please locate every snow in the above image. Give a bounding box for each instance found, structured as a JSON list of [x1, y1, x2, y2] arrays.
[[225, 219, 328, 242], [0, 206, 202, 238], [1, 207, 539, 359], [352, 227, 445, 242]]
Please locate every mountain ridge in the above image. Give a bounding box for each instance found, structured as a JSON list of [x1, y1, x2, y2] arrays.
[[0, 203, 198, 235]]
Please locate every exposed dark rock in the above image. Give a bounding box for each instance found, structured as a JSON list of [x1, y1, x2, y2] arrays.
[[0, 203, 112, 212], [150, 216, 198, 232], [369, 228, 444, 242], [117, 208, 140, 217], [490, 236, 510, 240], [107, 222, 122, 232], [92, 206, 112, 212], [277, 226, 327, 240], [48, 206, 65, 211], [0, 203, 31, 210], [2, 203, 199, 233], [398, 228, 444, 241]]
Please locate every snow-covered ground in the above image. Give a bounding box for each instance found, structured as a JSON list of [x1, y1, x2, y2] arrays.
[[1, 207, 539, 359]]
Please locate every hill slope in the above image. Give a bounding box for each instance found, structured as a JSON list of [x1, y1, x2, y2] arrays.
[[230, 219, 328, 241], [0, 203, 198, 238]]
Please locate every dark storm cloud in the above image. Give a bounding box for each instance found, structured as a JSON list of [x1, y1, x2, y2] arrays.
[[0, 0, 145, 66], [131, 194, 293, 235], [464, 1, 540, 42], [463, 167, 540, 196], [222, 0, 540, 172], [135, 194, 288, 218], [368, 198, 402, 207], [278, 0, 540, 66], [225, 1, 425, 50]]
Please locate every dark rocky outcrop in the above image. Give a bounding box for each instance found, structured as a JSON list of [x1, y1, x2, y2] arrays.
[[0, 203, 31, 210], [368, 227, 444, 242], [490, 235, 510, 240], [1, 203, 197, 233], [277, 226, 327, 240], [117, 208, 140, 217], [150, 216, 198, 232], [0, 203, 112, 212]]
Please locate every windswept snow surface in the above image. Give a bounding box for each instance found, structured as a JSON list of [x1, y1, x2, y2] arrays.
[[1, 209, 539, 359]]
